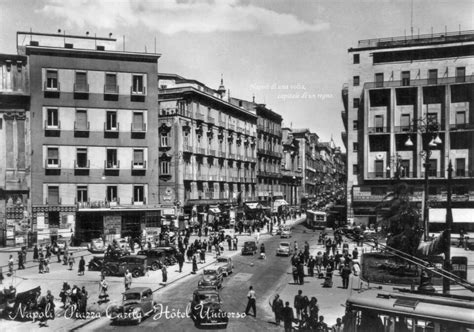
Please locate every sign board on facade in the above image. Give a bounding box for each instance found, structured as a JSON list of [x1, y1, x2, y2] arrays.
[[104, 215, 121, 235]]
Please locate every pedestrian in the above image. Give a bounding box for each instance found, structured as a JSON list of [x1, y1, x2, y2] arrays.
[[233, 236, 238, 250], [227, 236, 232, 251], [79, 286, 88, 317], [78, 256, 85, 276], [38, 253, 44, 274], [294, 241, 298, 253], [68, 253, 75, 270], [176, 251, 184, 273], [315, 252, 323, 277], [192, 255, 198, 274], [341, 263, 352, 289], [124, 269, 132, 290], [200, 247, 206, 263], [245, 286, 257, 317], [281, 301, 295, 332], [260, 243, 266, 259], [294, 289, 304, 320], [162, 264, 168, 284], [352, 247, 359, 260], [292, 265, 299, 284], [315, 315, 329, 332], [331, 317, 344, 332], [56, 246, 61, 263], [99, 275, 109, 302], [18, 251, 25, 270], [270, 294, 284, 325], [33, 245, 39, 262], [308, 297, 319, 322], [44, 256, 50, 273], [307, 256, 315, 277], [8, 255, 14, 275], [297, 261, 305, 285]]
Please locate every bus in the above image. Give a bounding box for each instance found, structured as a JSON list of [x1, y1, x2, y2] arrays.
[[343, 288, 474, 332], [306, 210, 327, 229]]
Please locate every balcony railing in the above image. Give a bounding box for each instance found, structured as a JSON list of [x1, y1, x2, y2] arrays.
[[44, 120, 61, 130], [183, 145, 194, 153], [218, 151, 226, 158], [77, 199, 121, 209], [131, 123, 147, 132], [228, 124, 236, 131], [209, 149, 216, 157], [74, 83, 89, 93], [195, 113, 205, 121], [130, 86, 146, 95], [104, 122, 120, 132], [104, 84, 119, 94], [363, 75, 474, 89], [132, 197, 147, 205], [132, 160, 147, 169], [420, 171, 445, 178], [453, 170, 474, 178], [218, 120, 226, 128], [44, 81, 60, 91], [207, 116, 215, 124], [75, 160, 90, 169], [393, 125, 415, 133], [74, 121, 90, 131], [196, 147, 206, 155], [46, 197, 62, 205], [45, 160, 61, 169], [449, 123, 474, 131], [368, 126, 389, 134], [104, 160, 120, 169]]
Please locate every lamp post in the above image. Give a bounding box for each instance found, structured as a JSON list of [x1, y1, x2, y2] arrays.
[[386, 153, 403, 182], [443, 161, 453, 293], [405, 117, 442, 241]]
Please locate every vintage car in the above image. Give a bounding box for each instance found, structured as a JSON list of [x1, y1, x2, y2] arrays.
[[0, 286, 41, 320], [280, 227, 292, 238], [88, 238, 107, 253], [101, 255, 148, 278], [198, 265, 224, 289], [88, 248, 130, 271], [276, 242, 292, 256], [190, 288, 228, 328], [109, 287, 156, 324], [241, 241, 258, 255], [136, 247, 177, 270], [215, 256, 233, 276]]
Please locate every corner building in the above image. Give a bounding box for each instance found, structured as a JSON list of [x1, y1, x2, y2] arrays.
[[345, 30, 474, 229]]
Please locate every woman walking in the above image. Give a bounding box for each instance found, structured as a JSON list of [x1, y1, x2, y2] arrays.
[[192, 255, 198, 274], [78, 256, 85, 276], [162, 265, 168, 284]]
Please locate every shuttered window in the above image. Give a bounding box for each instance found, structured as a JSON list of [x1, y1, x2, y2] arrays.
[[48, 186, 59, 205]]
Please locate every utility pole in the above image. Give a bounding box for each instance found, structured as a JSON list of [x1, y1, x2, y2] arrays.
[[443, 160, 453, 293]]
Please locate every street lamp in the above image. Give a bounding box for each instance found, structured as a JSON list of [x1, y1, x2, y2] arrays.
[[405, 117, 442, 241]]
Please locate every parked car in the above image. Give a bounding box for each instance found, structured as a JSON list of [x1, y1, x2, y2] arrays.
[[276, 242, 292, 256], [88, 248, 130, 271], [241, 241, 258, 255], [109, 287, 156, 324], [190, 288, 228, 328], [198, 265, 224, 289], [0, 286, 41, 320], [216, 256, 233, 276], [102, 255, 148, 278], [280, 227, 292, 238], [136, 247, 177, 270], [88, 238, 107, 253]]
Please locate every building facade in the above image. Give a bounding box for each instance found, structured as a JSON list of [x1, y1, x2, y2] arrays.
[[0, 53, 31, 246], [345, 30, 474, 229], [281, 127, 303, 206], [21, 32, 161, 244], [158, 74, 257, 226]]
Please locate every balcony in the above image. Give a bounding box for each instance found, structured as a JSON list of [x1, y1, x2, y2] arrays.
[[184, 172, 194, 181], [104, 160, 120, 176], [195, 113, 205, 121], [196, 147, 206, 155], [44, 120, 61, 137], [104, 122, 120, 138], [218, 120, 226, 128], [363, 75, 474, 89], [368, 126, 389, 134], [394, 125, 415, 133], [207, 116, 215, 124], [237, 127, 245, 134], [46, 197, 62, 205], [73, 83, 89, 99], [104, 84, 119, 101], [132, 160, 147, 169], [130, 86, 146, 102], [183, 145, 194, 154], [132, 197, 147, 205], [208, 149, 216, 157], [420, 171, 445, 178], [43, 81, 60, 98], [229, 153, 236, 160], [74, 159, 90, 175], [74, 121, 90, 137], [131, 122, 146, 138], [218, 151, 226, 158], [449, 123, 474, 131], [453, 169, 474, 178], [45, 160, 61, 175], [228, 124, 236, 131]]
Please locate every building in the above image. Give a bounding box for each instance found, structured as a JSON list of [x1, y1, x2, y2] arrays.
[[292, 129, 318, 208], [19, 31, 161, 244], [0, 53, 30, 246], [345, 30, 474, 229], [281, 127, 303, 206], [158, 74, 257, 227]]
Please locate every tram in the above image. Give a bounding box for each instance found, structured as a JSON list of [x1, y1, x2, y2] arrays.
[[306, 210, 327, 229]]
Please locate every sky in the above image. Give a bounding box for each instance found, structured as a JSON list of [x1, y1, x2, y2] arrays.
[[1, 0, 473, 150]]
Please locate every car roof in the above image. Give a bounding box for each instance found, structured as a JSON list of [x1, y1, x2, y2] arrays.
[[123, 287, 151, 294], [280, 242, 290, 245], [244, 241, 256, 244], [217, 256, 231, 260], [194, 288, 219, 296], [121, 255, 147, 260], [204, 265, 222, 271]]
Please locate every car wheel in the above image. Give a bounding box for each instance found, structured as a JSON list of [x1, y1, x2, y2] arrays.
[[151, 262, 160, 271], [132, 269, 141, 278]]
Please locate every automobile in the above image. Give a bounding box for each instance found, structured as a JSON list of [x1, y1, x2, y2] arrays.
[[215, 256, 233, 276], [280, 227, 292, 238], [1, 286, 41, 320], [275, 225, 284, 236], [117, 238, 132, 251], [88, 238, 107, 253], [241, 241, 258, 255], [88, 248, 130, 271], [55, 238, 70, 254], [198, 265, 224, 289], [276, 242, 292, 256], [101, 255, 148, 278], [190, 288, 228, 328], [109, 287, 156, 324], [136, 247, 177, 270]]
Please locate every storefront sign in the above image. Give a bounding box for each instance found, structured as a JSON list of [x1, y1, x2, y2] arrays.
[[104, 215, 121, 235]]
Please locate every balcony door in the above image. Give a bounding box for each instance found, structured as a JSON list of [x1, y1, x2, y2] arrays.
[[428, 69, 438, 85], [456, 158, 466, 177], [375, 160, 384, 178], [375, 115, 384, 132]]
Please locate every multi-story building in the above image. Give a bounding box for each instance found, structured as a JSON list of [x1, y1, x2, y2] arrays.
[[158, 74, 257, 225], [293, 129, 319, 208], [281, 127, 303, 206], [20, 32, 161, 244], [0, 53, 30, 246], [345, 30, 474, 229]]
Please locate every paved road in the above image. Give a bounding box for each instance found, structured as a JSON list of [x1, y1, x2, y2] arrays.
[[82, 223, 316, 332]]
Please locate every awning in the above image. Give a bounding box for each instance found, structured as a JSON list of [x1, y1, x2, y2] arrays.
[[209, 207, 221, 214], [273, 199, 289, 207], [429, 208, 474, 223], [245, 202, 262, 210]]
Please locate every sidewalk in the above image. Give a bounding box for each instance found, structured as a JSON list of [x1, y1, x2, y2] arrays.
[[2, 216, 305, 331]]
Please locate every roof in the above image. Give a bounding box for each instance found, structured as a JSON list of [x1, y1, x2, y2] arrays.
[[194, 288, 219, 295], [123, 287, 151, 294]]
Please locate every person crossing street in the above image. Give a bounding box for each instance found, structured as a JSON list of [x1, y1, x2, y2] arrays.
[[245, 286, 257, 317]]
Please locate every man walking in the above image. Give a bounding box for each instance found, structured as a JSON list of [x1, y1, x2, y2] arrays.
[[124, 269, 133, 290], [281, 301, 295, 332], [245, 286, 257, 317], [341, 263, 352, 289], [176, 251, 184, 273], [294, 289, 304, 320]]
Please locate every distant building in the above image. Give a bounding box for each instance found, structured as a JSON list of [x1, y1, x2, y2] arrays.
[[281, 127, 303, 206], [19, 31, 161, 244], [344, 30, 474, 229]]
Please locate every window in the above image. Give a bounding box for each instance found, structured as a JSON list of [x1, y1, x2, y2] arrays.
[[400, 114, 411, 131], [106, 111, 117, 130], [455, 67, 466, 83], [184, 131, 189, 146], [427, 112, 438, 124], [132, 74, 144, 93], [352, 164, 359, 175], [160, 161, 170, 174], [48, 186, 60, 205], [77, 186, 88, 203], [75, 110, 88, 130], [401, 71, 410, 86], [48, 211, 60, 227], [353, 98, 360, 108], [353, 76, 360, 86], [375, 73, 384, 87], [74, 71, 88, 91], [353, 54, 360, 64], [353, 120, 358, 130], [428, 69, 438, 84], [133, 149, 144, 167], [107, 186, 118, 202], [374, 115, 384, 132], [400, 160, 410, 177], [456, 111, 466, 126], [47, 108, 59, 127], [106, 149, 118, 168], [353, 142, 359, 152], [160, 133, 169, 147], [132, 112, 145, 131], [76, 148, 88, 168], [456, 158, 465, 177], [46, 70, 58, 89], [428, 159, 437, 176], [47, 147, 59, 166], [133, 186, 144, 203], [375, 160, 384, 177], [105, 73, 117, 93]]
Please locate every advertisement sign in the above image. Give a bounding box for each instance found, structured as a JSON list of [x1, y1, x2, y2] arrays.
[[104, 215, 121, 235]]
